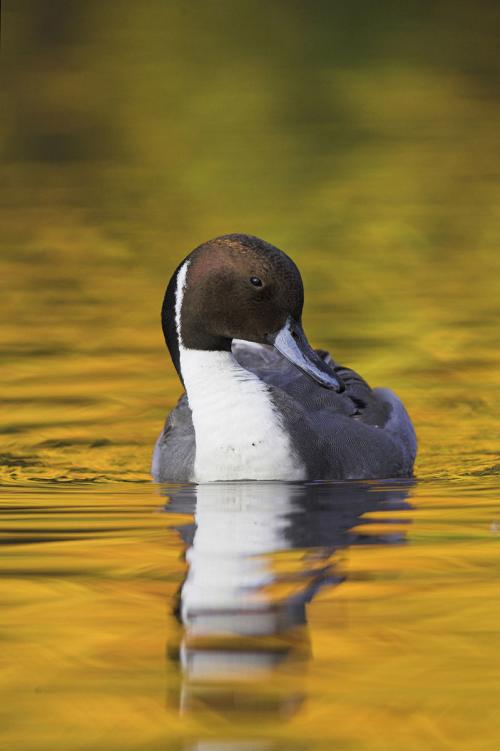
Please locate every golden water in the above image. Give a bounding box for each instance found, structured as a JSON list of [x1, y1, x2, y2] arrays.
[[1, 2, 500, 749]]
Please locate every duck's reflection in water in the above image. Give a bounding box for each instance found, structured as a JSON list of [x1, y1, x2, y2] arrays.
[[163, 480, 412, 741]]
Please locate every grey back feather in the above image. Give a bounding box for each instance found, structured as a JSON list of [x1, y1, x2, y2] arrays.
[[152, 394, 195, 482]]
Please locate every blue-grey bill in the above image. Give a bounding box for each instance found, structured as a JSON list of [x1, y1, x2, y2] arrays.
[[267, 318, 343, 391]]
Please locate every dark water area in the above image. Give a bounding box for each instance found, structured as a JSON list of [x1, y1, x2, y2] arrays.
[[1, 1, 500, 749]]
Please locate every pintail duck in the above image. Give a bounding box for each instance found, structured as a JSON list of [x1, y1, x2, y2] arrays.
[[152, 234, 416, 482]]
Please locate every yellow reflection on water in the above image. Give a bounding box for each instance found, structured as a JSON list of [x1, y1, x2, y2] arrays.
[[1, 481, 499, 751], [1, 1, 500, 749]]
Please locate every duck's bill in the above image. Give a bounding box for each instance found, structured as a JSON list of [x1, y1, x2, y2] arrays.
[[266, 318, 344, 391]]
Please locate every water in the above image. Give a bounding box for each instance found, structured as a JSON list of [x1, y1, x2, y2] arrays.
[[2, 480, 499, 750], [1, 1, 500, 749]]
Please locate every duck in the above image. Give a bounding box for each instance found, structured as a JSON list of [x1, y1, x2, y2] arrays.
[[152, 233, 417, 483]]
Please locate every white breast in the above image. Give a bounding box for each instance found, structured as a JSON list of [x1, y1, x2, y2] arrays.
[[180, 348, 306, 481]]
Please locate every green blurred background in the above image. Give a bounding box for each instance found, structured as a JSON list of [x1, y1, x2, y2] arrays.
[[1, 0, 499, 483]]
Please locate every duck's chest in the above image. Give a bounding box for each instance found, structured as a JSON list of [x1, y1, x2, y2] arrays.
[[180, 349, 306, 482]]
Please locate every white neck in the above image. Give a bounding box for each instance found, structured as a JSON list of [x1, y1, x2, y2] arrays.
[[180, 348, 306, 481]]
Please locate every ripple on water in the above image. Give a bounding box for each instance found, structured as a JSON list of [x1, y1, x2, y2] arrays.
[[1, 479, 500, 750]]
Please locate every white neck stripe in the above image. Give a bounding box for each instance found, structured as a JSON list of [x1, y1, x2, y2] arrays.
[[175, 260, 191, 348]]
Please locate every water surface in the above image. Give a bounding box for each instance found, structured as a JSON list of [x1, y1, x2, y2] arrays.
[[1, 479, 499, 750], [1, 2, 500, 749]]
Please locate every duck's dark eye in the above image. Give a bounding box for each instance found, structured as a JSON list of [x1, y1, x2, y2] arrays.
[[250, 276, 263, 287]]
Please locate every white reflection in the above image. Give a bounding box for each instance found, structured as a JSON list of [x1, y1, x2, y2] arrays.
[[163, 480, 412, 716]]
